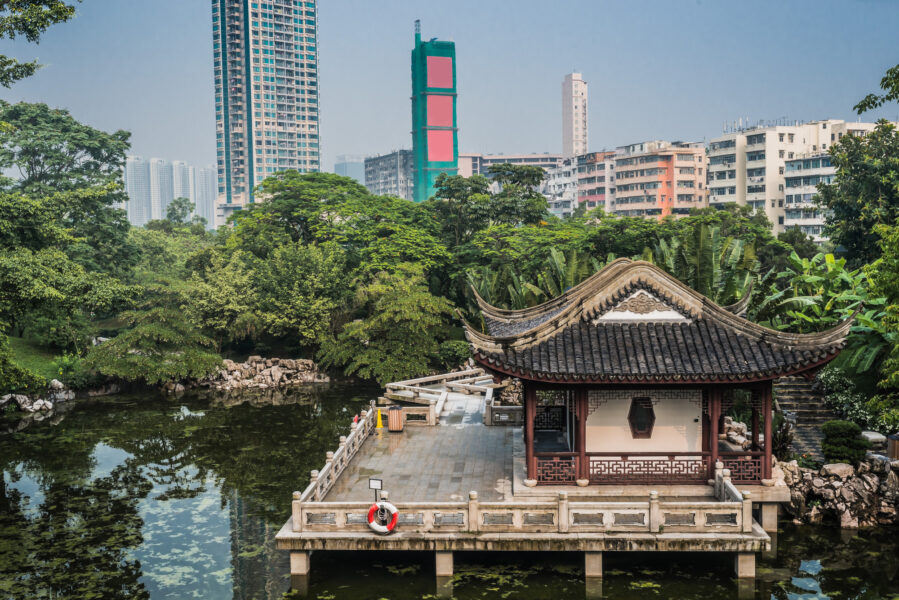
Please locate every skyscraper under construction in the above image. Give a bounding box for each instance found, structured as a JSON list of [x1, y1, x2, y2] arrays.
[[410, 20, 458, 202]]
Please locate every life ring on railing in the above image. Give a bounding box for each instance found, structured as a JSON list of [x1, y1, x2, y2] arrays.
[[367, 500, 398, 534]]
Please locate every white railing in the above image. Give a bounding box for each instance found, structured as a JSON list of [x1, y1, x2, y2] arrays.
[[295, 400, 377, 504], [291, 490, 752, 534]]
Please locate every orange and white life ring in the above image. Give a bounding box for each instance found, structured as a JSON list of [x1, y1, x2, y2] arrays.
[[367, 500, 398, 534]]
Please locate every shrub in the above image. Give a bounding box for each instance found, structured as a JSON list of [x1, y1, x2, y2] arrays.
[[821, 420, 871, 464], [51, 353, 104, 390], [771, 412, 794, 461], [795, 453, 820, 470], [818, 366, 878, 428], [438, 340, 472, 370]]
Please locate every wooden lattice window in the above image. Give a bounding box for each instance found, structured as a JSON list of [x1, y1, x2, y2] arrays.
[[628, 397, 656, 439]]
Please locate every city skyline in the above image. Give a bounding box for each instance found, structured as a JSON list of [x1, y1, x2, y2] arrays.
[[1, 1, 897, 176]]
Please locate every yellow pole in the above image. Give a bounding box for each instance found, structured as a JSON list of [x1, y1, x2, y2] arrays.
[[376, 409, 383, 429]]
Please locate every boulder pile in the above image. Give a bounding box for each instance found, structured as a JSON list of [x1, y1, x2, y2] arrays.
[[779, 454, 899, 528], [723, 416, 754, 450], [197, 356, 329, 392], [0, 379, 75, 413]]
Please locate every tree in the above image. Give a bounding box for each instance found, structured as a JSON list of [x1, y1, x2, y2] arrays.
[[85, 292, 222, 385], [486, 163, 549, 226], [166, 197, 193, 224], [778, 227, 819, 259], [0, 101, 130, 194], [254, 242, 349, 347], [0, 1, 77, 88], [185, 250, 259, 350], [0, 102, 137, 276], [423, 173, 491, 248], [854, 63, 899, 114], [817, 120, 899, 267], [872, 222, 899, 391], [648, 224, 757, 305], [318, 264, 453, 385]]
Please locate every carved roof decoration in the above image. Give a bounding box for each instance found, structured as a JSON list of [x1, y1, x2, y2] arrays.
[[463, 259, 852, 384]]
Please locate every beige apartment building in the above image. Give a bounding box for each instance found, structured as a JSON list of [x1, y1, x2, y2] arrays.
[[707, 120, 879, 233]]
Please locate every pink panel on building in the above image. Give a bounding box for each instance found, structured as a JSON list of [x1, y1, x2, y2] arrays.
[[427, 95, 453, 127], [427, 130, 453, 162], [427, 56, 453, 88]]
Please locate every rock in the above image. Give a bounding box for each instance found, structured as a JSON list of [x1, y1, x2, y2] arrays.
[[867, 454, 892, 475], [840, 510, 859, 529], [174, 383, 185, 393], [724, 416, 733, 425], [269, 365, 283, 384], [862, 430, 887, 449], [49, 379, 65, 390], [247, 355, 263, 364], [821, 463, 855, 479], [0, 394, 10, 409], [812, 477, 825, 489], [892, 460, 899, 473]]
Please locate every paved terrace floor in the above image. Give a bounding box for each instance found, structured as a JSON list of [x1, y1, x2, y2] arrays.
[[325, 392, 513, 502]]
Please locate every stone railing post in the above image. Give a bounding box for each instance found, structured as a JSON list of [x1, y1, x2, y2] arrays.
[[338, 436, 347, 466], [310, 470, 320, 501], [558, 491, 569, 533], [325, 451, 334, 484], [741, 490, 753, 533], [713, 460, 724, 498], [468, 491, 479, 532], [649, 491, 661, 532], [429, 398, 437, 426], [292, 491, 303, 532]]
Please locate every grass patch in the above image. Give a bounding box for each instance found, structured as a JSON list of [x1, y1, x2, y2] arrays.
[[8, 336, 59, 380]]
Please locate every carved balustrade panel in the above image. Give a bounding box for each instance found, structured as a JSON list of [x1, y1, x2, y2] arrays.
[[720, 454, 763, 483], [535, 455, 578, 484], [587, 455, 709, 484]]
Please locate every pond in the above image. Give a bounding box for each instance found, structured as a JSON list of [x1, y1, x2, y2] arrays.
[[2, 384, 897, 599]]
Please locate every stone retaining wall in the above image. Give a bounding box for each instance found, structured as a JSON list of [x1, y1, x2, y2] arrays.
[[197, 356, 329, 392], [779, 455, 899, 528]]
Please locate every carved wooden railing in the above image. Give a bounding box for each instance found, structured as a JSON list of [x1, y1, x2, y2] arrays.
[[291, 490, 754, 535], [586, 452, 711, 485], [719, 451, 764, 484]]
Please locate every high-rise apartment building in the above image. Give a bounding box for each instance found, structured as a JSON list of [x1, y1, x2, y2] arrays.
[[124, 156, 217, 228], [457, 153, 563, 178], [783, 153, 834, 242], [707, 119, 880, 233], [172, 161, 196, 203], [543, 157, 578, 219], [149, 158, 174, 221], [213, 0, 320, 226], [364, 150, 414, 201], [124, 156, 152, 227], [196, 167, 218, 227], [562, 73, 588, 157], [575, 151, 616, 212], [334, 154, 365, 184], [611, 141, 707, 219], [411, 20, 458, 202]]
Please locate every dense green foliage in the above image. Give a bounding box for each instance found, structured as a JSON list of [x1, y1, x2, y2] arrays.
[[817, 120, 899, 267], [821, 420, 871, 465]]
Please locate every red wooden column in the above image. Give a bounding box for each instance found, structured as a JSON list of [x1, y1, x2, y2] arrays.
[[525, 382, 536, 481], [709, 388, 720, 477], [763, 381, 773, 480], [751, 404, 760, 451], [576, 388, 588, 481]]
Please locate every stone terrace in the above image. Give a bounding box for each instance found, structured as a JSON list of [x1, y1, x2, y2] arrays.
[[325, 392, 513, 502]]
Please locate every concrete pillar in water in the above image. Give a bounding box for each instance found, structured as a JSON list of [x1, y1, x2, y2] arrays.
[[760, 503, 778, 532], [290, 551, 310, 595], [585, 551, 603, 578], [435, 551, 453, 598], [734, 552, 755, 578]]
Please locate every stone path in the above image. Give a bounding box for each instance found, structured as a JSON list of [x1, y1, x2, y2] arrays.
[[325, 393, 512, 502], [776, 376, 839, 462]]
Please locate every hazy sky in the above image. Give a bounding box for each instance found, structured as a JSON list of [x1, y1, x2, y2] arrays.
[[1, 0, 897, 172]]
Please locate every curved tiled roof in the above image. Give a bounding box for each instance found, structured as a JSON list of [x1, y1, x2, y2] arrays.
[[463, 259, 851, 383]]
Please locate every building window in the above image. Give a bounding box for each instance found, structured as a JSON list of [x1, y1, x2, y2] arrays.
[[628, 398, 655, 439]]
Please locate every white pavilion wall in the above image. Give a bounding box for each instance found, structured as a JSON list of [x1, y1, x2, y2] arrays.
[[585, 389, 702, 453]]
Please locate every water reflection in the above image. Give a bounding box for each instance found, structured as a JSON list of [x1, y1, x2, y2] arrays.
[[1, 382, 898, 599]]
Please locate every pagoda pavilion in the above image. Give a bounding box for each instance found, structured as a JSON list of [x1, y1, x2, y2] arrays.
[[464, 259, 851, 487]]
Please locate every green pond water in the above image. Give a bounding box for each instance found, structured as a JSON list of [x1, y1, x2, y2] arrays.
[[1, 383, 897, 599]]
